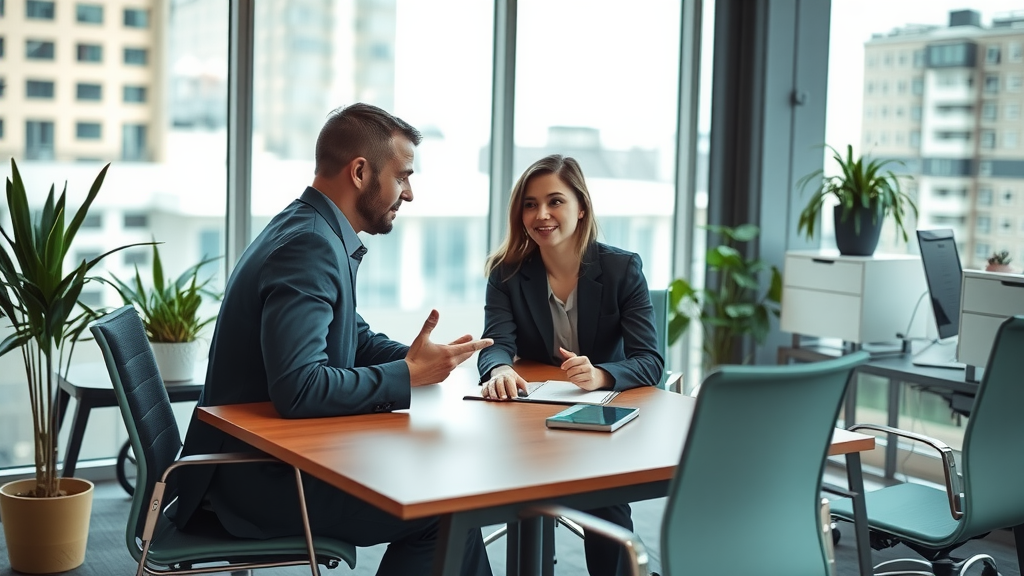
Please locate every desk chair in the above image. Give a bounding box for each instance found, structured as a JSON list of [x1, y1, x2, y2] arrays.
[[90, 306, 356, 576], [830, 315, 1024, 576], [522, 351, 870, 575]]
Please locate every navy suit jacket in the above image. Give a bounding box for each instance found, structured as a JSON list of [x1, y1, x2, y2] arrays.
[[477, 242, 663, 391], [173, 187, 411, 538]]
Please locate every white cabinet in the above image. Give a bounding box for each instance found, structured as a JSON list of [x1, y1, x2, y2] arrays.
[[780, 251, 927, 344], [957, 270, 1024, 374]]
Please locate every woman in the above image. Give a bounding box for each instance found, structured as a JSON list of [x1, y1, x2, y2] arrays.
[[477, 154, 663, 576]]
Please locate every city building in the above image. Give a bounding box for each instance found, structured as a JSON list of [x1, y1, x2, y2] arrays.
[[863, 8, 1024, 267]]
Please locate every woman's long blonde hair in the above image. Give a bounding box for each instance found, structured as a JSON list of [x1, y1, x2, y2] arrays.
[[485, 154, 599, 278]]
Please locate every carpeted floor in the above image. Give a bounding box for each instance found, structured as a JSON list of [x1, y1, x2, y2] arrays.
[[0, 483, 1019, 575]]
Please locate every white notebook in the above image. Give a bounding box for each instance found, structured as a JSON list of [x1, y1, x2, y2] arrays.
[[517, 380, 619, 405]]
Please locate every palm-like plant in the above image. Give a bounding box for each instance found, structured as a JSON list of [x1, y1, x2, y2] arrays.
[[668, 224, 782, 370], [797, 144, 918, 242], [0, 159, 142, 497], [105, 243, 220, 343]]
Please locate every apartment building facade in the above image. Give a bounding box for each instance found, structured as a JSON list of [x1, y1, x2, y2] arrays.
[[863, 9, 1024, 267]]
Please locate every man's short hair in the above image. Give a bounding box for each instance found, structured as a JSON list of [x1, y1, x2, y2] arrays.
[[314, 103, 423, 178]]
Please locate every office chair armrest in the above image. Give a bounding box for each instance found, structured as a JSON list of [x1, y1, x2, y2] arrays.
[[522, 504, 651, 576], [663, 371, 683, 393], [848, 423, 964, 520], [160, 452, 280, 483]]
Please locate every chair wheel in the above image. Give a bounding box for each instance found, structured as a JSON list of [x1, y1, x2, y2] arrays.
[[116, 440, 137, 496], [832, 525, 841, 546]]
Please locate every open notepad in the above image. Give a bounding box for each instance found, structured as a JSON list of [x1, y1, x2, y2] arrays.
[[465, 380, 619, 406]]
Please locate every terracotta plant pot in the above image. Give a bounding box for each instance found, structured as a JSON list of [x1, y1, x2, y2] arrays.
[[985, 264, 1015, 274], [0, 477, 94, 573]]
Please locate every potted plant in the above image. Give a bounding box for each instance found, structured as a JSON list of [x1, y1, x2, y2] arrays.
[[986, 250, 1015, 273], [797, 144, 918, 256], [0, 159, 143, 573], [668, 224, 782, 371], [105, 243, 220, 381]]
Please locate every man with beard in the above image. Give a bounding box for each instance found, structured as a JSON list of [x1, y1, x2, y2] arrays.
[[172, 103, 495, 576]]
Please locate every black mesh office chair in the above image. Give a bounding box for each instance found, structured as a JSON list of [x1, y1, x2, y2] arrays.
[[90, 305, 356, 576]]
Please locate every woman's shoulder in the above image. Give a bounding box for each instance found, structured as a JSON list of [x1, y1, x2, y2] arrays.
[[594, 242, 641, 265]]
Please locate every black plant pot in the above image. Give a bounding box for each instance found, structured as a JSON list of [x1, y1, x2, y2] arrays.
[[833, 204, 883, 256]]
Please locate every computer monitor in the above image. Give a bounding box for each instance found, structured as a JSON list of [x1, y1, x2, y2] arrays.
[[916, 229, 963, 341]]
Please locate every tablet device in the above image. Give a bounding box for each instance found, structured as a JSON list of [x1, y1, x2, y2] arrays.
[[545, 404, 639, 432]]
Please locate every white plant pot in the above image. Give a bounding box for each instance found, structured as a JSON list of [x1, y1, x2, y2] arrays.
[[150, 341, 200, 382]]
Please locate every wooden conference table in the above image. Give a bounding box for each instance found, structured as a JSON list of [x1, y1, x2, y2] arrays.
[[198, 361, 875, 576]]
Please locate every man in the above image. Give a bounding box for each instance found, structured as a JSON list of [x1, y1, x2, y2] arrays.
[[172, 103, 494, 575]]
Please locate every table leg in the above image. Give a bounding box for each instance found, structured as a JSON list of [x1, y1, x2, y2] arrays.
[[845, 452, 873, 576], [542, 516, 555, 576], [885, 380, 902, 480], [844, 377, 858, 429], [1013, 523, 1024, 571], [506, 521, 520, 576], [432, 513, 470, 576], [518, 516, 543, 576], [61, 400, 93, 478], [56, 387, 72, 430]]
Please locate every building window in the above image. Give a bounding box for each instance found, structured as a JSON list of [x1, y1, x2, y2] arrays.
[[976, 216, 991, 235], [76, 3, 102, 23], [895, 106, 904, 118], [1008, 74, 1023, 93], [981, 130, 996, 149], [123, 8, 148, 28], [866, 55, 877, 68], [122, 123, 147, 161], [76, 43, 102, 62], [80, 214, 102, 228], [913, 49, 925, 68], [25, 39, 55, 60], [880, 80, 889, 95], [0, 77, 5, 98], [26, 79, 54, 99], [978, 187, 993, 206], [122, 213, 148, 228], [865, 81, 874, 95], [123, 85, 146, 103], [0, 119, 4, 139], [26, 0, 54, 19], [898, 51, 908, 67], [883, 52, 892, 67], [25, 120, 54, 160], [879, 106, 888, 119], [985, 74, 1000, 94], [0, 37, 5, 58], [1008, 104, 1021, 121], [75, 121, 101, 139], [975, 243, 991, 261], [864, 106, 873, 119], [999, 217, 1013, 234], [987, 45, 1001, 64], [982, 102, 997, 120], [76, 82, 101, 101], [122, 248, 149, 266], [1002, 190, 1015, 206], [897, 80, 906, 94], [936, 131, 970, 141], [864, 131, 873, 145], [123, 47, 147, 66], [1006, 132, 1019, 149], [910, 105, 922, 121], [909, 130, 921, 147], [911, 77, 924, 95], [1010, 42, 1024, 63]]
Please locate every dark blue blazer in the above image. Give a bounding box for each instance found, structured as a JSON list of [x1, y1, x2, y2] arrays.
[[173, 187, 410, 538], [477, 242, 663, 391]]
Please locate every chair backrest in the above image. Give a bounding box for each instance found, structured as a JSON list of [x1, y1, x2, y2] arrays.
[[649, 288, 669, 363], [959, 315, 1024, 537], [660, 351, 868, 576], [89, 306, 182, 558]]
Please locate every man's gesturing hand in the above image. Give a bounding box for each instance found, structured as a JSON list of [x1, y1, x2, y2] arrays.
[[406, 309, 493, 386]]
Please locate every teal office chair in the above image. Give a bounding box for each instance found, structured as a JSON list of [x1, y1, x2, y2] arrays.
[[830, 315, 1024, 576], [90, 306, 356, 576], [524, 350, 869, 575], [649, 288, 682, 392]]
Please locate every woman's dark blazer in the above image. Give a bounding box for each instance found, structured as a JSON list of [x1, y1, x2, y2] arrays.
[[477, 242, 664, 391]]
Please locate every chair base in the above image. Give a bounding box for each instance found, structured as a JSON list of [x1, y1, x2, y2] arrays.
[[873, 554, 999, 576]]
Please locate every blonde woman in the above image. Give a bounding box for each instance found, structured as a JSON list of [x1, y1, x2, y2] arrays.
[[477, 154, 663, 576]]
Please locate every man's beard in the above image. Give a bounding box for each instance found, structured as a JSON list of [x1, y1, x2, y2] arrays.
[[356, 173, 401, 235]]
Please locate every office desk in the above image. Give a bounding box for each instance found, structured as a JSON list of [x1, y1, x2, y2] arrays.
[[779, 342, 977, 479], [56, 361, 204, 478], [198, 365, 875, 576]]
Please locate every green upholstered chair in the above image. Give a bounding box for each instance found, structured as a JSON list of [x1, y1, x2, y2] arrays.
[[830, 315, 1024, 576], [524, 350, 869, 575], [90, 306, 356, 576]]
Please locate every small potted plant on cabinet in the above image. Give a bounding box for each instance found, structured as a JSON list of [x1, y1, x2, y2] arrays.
[[0, 159, 143, 573], [668, 224, 783, 372], [797, 144, 918, 256], [106, 244, 221, 382], [986, 250, 1015, 273]]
